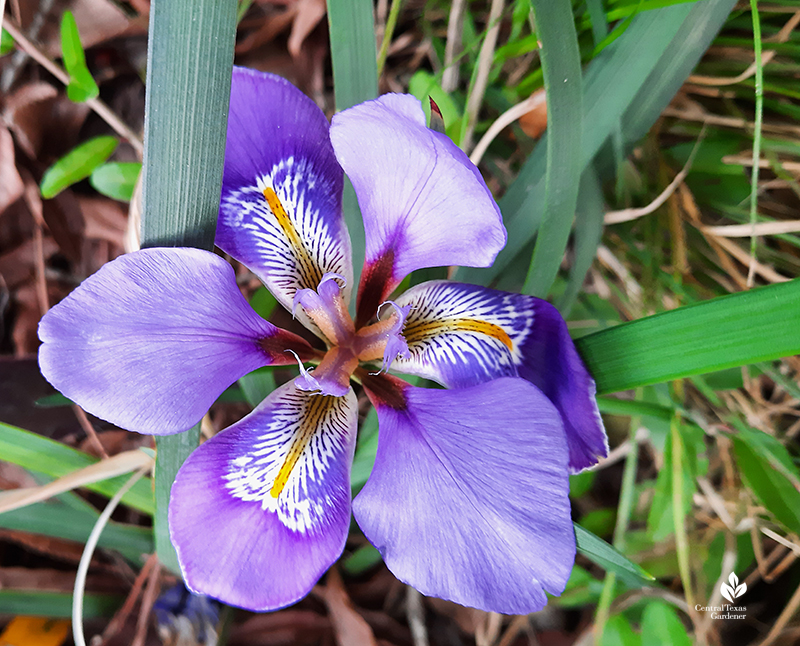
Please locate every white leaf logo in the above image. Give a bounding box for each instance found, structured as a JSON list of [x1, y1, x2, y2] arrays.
[[721, 572, 746, 603]]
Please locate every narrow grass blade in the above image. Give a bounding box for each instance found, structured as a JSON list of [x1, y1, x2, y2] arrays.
[[557, 167, 605, 315], [141, 0, 237, 573], [522, 0, 583, 298], [327, 0, 379, 302], [577, 279, 800, 394], [0, 421, 153, 514]]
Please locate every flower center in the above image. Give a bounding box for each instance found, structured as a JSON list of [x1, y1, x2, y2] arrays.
[[291, 275, 408, 395]]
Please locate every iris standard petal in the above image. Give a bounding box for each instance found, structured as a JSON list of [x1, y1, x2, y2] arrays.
[[390, 280, 608, 472], [354, 375, 575, 614], [217, 67, 352, 327], [38, 248, 313, 435], [170, 382, 358, 611], [329, 94, 506, 324]]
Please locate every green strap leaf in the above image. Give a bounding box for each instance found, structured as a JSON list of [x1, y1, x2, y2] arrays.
[[0, 590, 123, 618], [60, 11, 100, 103], [40, 136, 118, 199], [141, 0, 238, 573], [578, 279, 800, 394], [326, 0, 379, 305], [575, 523, 655, 586], [523, 0, 583, 298]]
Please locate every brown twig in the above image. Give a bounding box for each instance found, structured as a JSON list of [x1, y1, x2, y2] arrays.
[[94, 553, 158, 646], [72, 405, 110, 460], [21, 176, 49, 315], [2, 20, 144, 158], [131, 559, 162, 646]]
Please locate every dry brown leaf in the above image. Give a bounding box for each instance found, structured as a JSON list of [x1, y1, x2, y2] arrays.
[[43, 189, 85, 265], [427, 597, 490, 634], [0, 529, 90, 564], [0, 127, 24, 215], [38, 0, 132, 58], [3, 82, 88, 160], [11, 282, 43, 354], [518, 87, 548, 139], [228, 610, 332, 646], [318, 568, 379, 646], [79, 195, 128, 247], [0, 236, 58, 290], [0, 565, 120, 593], [288, 0, 327, 58]]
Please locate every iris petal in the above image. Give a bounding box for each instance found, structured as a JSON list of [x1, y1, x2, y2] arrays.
[[217, 68, 352, 332], [38, 248, 312, 435], [354, 376, 574, 614], [390, 280, 608, 472], [329, 94, 506, 324], [170, 382, 358, 611]]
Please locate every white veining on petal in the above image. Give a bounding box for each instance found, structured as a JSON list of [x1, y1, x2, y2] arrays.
[[392, 281, 534, 387], [220, 155, 351, 309], [223, 387, 356, 534]]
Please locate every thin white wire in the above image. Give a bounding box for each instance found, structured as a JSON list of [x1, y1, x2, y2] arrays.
[[72, 466, 150, 646]]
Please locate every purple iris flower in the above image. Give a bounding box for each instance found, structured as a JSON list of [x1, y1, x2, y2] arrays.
[[38, 67, 607, 614]]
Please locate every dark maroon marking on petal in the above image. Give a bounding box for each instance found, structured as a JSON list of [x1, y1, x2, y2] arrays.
[[355, 250, 396, 329], [259, 332, 319, 364], [359, 370, 409, 411]]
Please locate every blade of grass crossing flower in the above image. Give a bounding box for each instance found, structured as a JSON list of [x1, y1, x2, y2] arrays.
[[577, 279, 800, 395], [140, 0, 237, 573], [574, 524, 654, 586], [557, 167, 604, 316], [522, 0, 583, 298], [327, 0, 378, 305], [0, 421, 153, 514]]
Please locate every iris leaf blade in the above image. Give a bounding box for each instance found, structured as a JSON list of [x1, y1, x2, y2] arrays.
[[523, 0, 583, 298], [0, 590, 123, 618], [326, 0, 378, 299], [141, 0, 237, 574], [577, 279, 800, 394]]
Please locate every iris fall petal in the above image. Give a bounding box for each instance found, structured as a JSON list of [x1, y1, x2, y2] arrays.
[[354, 376, 575, 614], [38, 248, 311, 435], [170, 382, 358, 611]]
